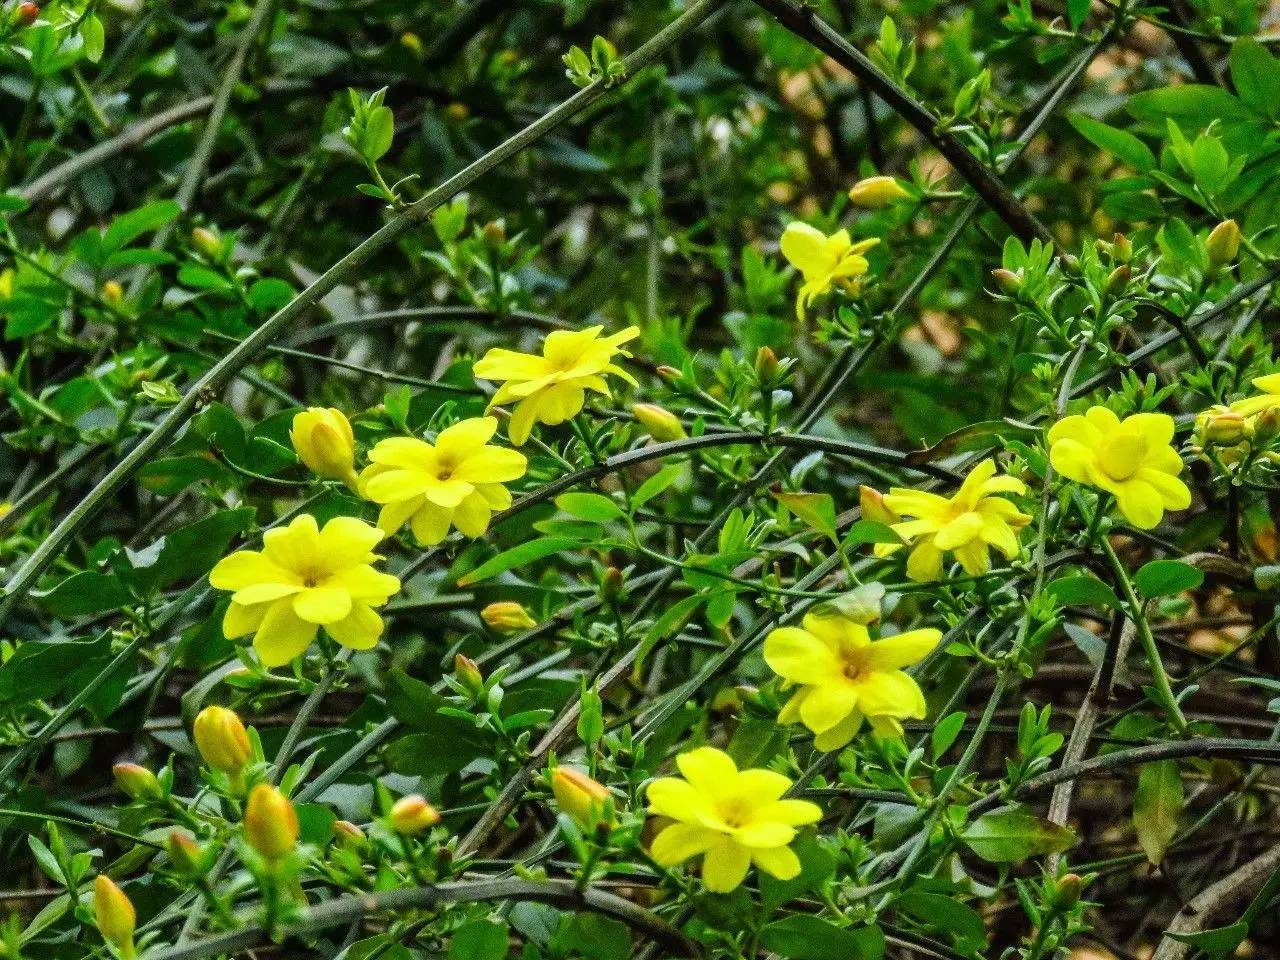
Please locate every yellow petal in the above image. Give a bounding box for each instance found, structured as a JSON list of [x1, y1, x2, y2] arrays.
[[732, 769, 792, 806], [798, 682, 859, 734], [436, 417, 498, 456], [254, 599, 318, 667], [700, 837, 751, 893], [473, 347, 549, 382], [675, 747, 737, 793], [905, 540, 944, 582], [319, 515, 385, 566], [1046, 413, 1099, 448], [731, 820, 794, 849], [855, 670, 926, 718], [451, 493, 492, 538], [757, 799, 823, 827], [650, 822, 716, 866], [1049, 438, 1094, 483], [780, 222, 829, 279], [864, 629, 941, 670], [233, 581, 303, 606], [263, 514, 320, 571], [328, 566, 401, 602], [210, 551, 295, 591], [410, 501, 453, 545], [751, 844, 802, 880], [1113, 478, 1163, 529], [1137, 468, 1191, 510], [507, 396, 539, 446], [813, 709, 863, 751], [933, 512, 984, 550], [293, 586, 353, 624], [646, 777, 708, 821], [763, 627, 842, 684], [367, 436, 434, 470], [952, 538, 991, 575], [325, 603, 384, 651], [453, 447, 527, 484], [223, 600, 268, 639], [1127, 412, 1175, 448]]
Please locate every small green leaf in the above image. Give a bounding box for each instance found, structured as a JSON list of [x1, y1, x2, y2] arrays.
[[1134, 760, 1182, 865], [556, 491, 624, 522], [457, 537, 583, 586], [773, 490, 838, 544], [1134, 560, 1203, 598], [1068, 114, 1156, 172], [1045, 574, 1120, 609], [961, 811, 1076, 863], [759, 916, 883, 960]]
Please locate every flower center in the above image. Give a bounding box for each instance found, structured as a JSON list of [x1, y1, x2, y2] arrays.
[[841, 649, 869, 683], [1097, 432, 1147, 481], [716, 799, 751, 829]]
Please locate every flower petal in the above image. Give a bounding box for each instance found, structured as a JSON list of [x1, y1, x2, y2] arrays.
[[325, 603, 384, 651], [1137, 468, 1191, 511], [798, 682, 859, 734], [210, 551, 296, 591], [254, 600, 319, 667], [854, 670, 926, 719], [650, 823, 716, 866], [864, 629, 942, 670], [676, 748, 738, 793], [751, 844, 802, 881], [293, 586, 352, 625], [1049, 438, 1094, 483], [756, 799, 823, 827], [700, 837, 751, 893], [763, 627, 842, 685], [1113, 478, 1163, 529]]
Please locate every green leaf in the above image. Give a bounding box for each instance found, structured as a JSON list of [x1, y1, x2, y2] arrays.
[[1168, 922, 1248, 958], [1134, 760, 1182, 865], [363, 105, 395, 162], [931, 711, 966, 761], [36, 571, 132, 617], [1230, 38, 1280, 120], [81, 15, 105, 63], [1045, 574, 1120, 609], [1068, 114, 1156, 172], [759, 832, 836, 912], [1134, 559, 1203, 598], [383, 670, 494, 776], [632, 463, 683, 508], [961, 811, 1076, 863], [448, 920, 510, 960], [773, 490, 838, 544], [556, 491, 624, 523], [1128, 85, 1255, 126], [133, 507, 255, 592], [102, 200, 182, 253], [759, 916, 884, 960], [897, 891, 986, 943], [456, 537, 583, 586]]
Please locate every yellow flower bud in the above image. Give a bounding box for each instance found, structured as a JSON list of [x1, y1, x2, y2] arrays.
[[290, 407, 358, 489], [1104, 264, 1130, 295], [389, 794, 440, 835], [754, 346, 780, 383], [400, 31, 422, 54], [632, 403, 685, 442], [848, 175, 910, 208], [1255, 407, 1280, 443], [192, 706, 252, 776], [243, 784, 299, 861], [444, 102, 470, 122], [858, 485, 899, 525], [1196, 406, 1252, 447], [1050, 873, 1083, 910], [93, 875, 136, 959], [1112, 232, 1133, 263], [113, 762, 162, 801], [166, 830, 205, 876], [454, 654, 484, 694], [480, 601, 536, 633], [101, 280, 124, 307], [1206, 219, 1241, 269], [190, 227, 222, 260], [0, 268, 13, 299], [333, 819, 366, 847], [991, 267, 1022, 294], [551, 766, 614, 830]]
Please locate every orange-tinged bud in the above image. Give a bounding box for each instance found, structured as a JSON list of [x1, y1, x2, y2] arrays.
[[1255, 407, 1280, 443], [480, 601, 536, 633], [93, 875, 136, 959], [454, 654, 484, 694], [633, 403, 685, 442], [755, 346, 780, 383], [113, 763, 162, 801], [290, 407, 358, 489], [482, 220, 506, 249], [16, 2, 38, 26], [390, 794, 440, 835], [991, 267, 1021, 294], [1206, 219, 1241, 269], [1112, 233, 1132, 262], [1050, 873, 1083, 910], [551, 766, 614, 830], [191, 227, 223, 259], [600, 566, 624, 602], [193, 706, 252, 776], [1104, 264, 1130, 295], [848, 175, 910, 208], [166, 831, 205, 876], [859, 485, 899, 525], [244, 784, 298, 861], [333, 819, 366, 847], [444, 102, 470, 122], [655, 365, 681, 382]]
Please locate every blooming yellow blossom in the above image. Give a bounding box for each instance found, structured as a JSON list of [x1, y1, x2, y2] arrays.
[[779, 222, 878, 321], [359, 417, 527, 546], [209, 514, 400, 667], [874, 459, 1030, 582], [646, 747, 822, 893], [291, 407, 359, 489], [1229, 373, 1280, 417], [765, 611, 940, 750], [1048, 407, 1190, 530], [474, 326, 640, 445]]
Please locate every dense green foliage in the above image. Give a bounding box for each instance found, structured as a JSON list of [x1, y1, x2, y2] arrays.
[[1, 0, 1280, 959]]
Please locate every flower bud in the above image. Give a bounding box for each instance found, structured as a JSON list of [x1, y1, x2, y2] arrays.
[[1049, 873, 1083, 911], [166, 831, 205, 876], [482, 220, 506, 249], [858, 485, 899, 525], [390, 794, 440, 835], [991, 267, 1022, 294], [101, 280, 124, 307], [113, 763, 162, 801], [655, 365, 681, 382], [192, 706, 252, 776], [400, 31, 422, 54], [191, 227, 223, 259], [15, 2, 38, 26], [454, 654, 484, 694], [93, 875, 136, 959], [632, 403, 685, 442], [1104, 264, 1130, 295], [444, 102, 470, 122], [1206, 219, 1241, 269], [551, 766, 614, 830], [754, 346, 780, 384], [0, 268, 13, 299], [290, 407, 358, 489], [1196, 406, 1252, 446], [244, 784, 299, 861], [1112, 233, 1133, 262], [480, 601, 536, 633], [600, 566, 624, 603], [848, 175, 910, 208], [333, 819, 367, 848], [1254, 407, 1280, 443]]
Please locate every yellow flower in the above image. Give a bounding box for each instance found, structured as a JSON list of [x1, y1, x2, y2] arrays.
[[1229, 373, 1280, 417], [291, 407, 359, 489], [874, 459, 1031, 582], [473, 326, 640, 445], [779, 222, 878, 321], [1048, 407, 1190, 530], [645, 747, 822, 893], [93, 875, 136, 960], [209, 514, 401, 667], [358, 417, 527, 546], [765, 611, 940, 750]]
